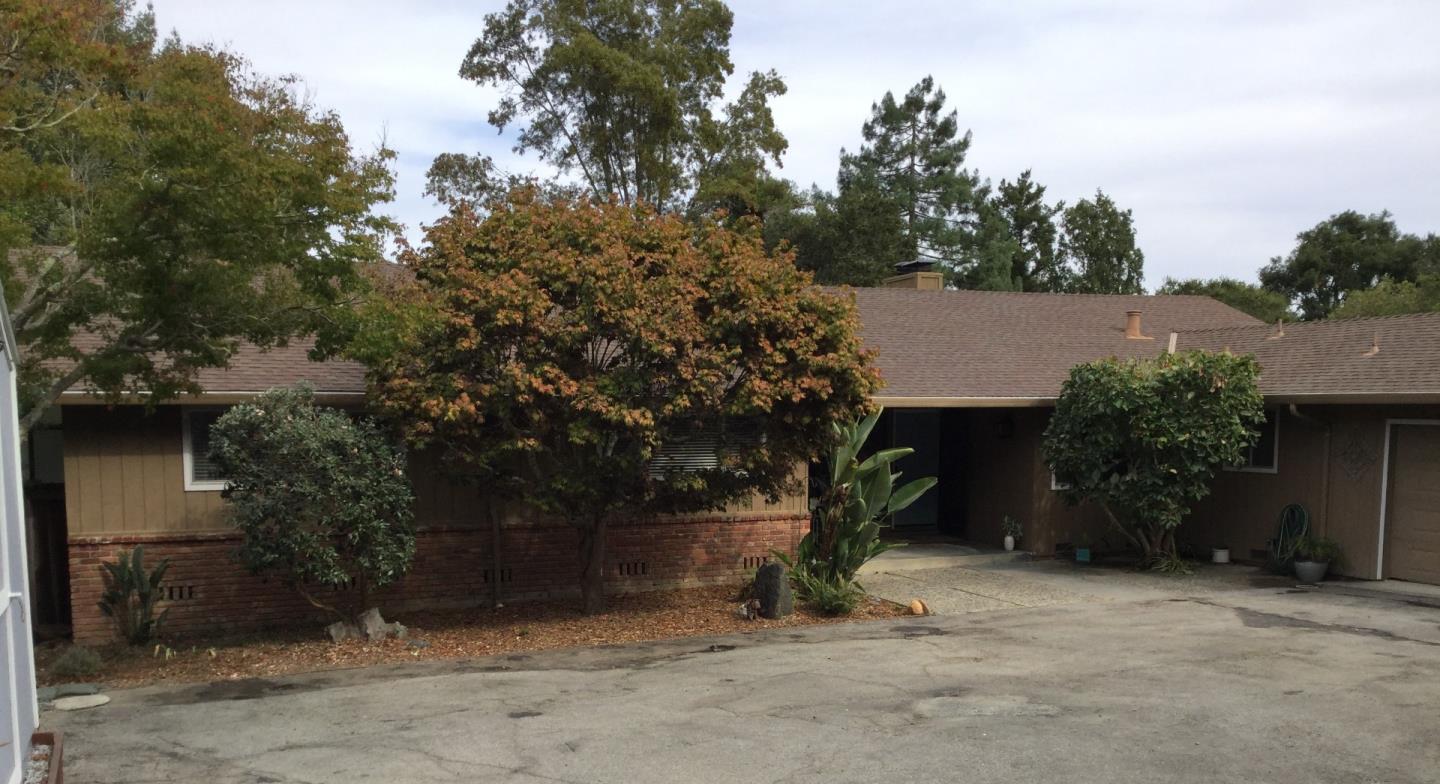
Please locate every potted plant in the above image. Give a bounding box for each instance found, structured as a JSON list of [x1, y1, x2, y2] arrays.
[[1001, 516, 1023, 552], [1293, 535, 1341, 584]]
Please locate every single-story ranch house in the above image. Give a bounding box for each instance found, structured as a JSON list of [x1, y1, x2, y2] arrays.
[[25, 266, 1440, 642]]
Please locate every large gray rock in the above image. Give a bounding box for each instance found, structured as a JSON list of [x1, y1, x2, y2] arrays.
[[753, 563, 794, 619], [328, 608, 407, 643]]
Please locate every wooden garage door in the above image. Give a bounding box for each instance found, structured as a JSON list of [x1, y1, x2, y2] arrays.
[[1385, 424, 1440, 584]]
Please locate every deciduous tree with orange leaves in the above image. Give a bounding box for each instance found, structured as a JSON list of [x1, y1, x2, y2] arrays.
[[358, 190, 878, 613]]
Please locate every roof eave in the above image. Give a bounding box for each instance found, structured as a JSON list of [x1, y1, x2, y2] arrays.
[[1263, 392, 1440, 406], [871, 396, 1055, 408], [58, 390, 368, 406]]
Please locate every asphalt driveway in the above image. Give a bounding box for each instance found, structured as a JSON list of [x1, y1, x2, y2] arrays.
[[46, 579, 1440, 784]]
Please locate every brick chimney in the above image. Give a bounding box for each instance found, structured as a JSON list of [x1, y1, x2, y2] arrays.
[[883, 260, 944, 291], [1125, 310, 1152, 340]]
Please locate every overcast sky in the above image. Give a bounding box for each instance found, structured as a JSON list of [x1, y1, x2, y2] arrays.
[[151, 0, 1440, 288]]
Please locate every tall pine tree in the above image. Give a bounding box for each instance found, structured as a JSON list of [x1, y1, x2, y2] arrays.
[[838, 76, 979, 274], [991, 171, 1065, 291]]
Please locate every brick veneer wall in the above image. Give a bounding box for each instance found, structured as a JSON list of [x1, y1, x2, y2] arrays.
[[69, 513, 807, 644]]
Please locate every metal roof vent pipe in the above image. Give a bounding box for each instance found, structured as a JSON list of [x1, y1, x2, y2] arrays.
[[1125, 310, 1151, 340]]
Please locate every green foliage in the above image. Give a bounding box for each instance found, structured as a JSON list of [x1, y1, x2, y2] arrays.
[[1157, 277, 1295, 323], [361, 192, 878, 613], [779, 410, 937, 611], [789, 570, 864, 616], [839, 76, 979, 274], [208, 386, 416, 623], [1294, 535, 1342, 564], [97, 545, 170, 645], [1043, 351, 1265, 567], [764, 183, 912, 286], [1149, 551, 1194, 575], [1260, 211, 1438, 320], [966, 170, 1066, 292], [0, 1, 396, 434], [50, 645, 103, 679], [1330, 273, 1440, 319], [1001, 515, 1023, 539], [451, 0, 785, 215], [1057, 190, 1145, 294]]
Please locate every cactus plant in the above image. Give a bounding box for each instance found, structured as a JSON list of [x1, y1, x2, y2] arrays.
[[97, 545, 171, 645]]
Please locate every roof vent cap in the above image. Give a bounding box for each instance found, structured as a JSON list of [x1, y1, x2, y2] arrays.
[[1125, 310, 1152, 340]]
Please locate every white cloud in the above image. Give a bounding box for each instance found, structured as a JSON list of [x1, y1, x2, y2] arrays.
[[151, 0, 1440, 287]]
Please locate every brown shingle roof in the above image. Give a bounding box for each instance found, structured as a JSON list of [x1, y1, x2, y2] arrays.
[[1174, 313, 1440, 400], [844, 288, 1260, 400], [186, 339, 367, 395], [57, 334, 368, 399], [54, 282, 1440, 404]]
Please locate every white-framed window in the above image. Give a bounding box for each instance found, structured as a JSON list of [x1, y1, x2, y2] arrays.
[[182, 408, 229, 491], [1226, 409, 1280, 474], [649, 420, 763, 478], [1050, 472, 1072, 491]]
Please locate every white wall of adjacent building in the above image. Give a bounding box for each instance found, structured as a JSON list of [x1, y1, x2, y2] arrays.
[[0, 286, 36, 784]]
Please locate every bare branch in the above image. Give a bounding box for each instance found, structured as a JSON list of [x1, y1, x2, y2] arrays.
[[1, 90, 98, 134]]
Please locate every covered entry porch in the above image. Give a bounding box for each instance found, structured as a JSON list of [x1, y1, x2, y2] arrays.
[[853, 405, 1105, 555]]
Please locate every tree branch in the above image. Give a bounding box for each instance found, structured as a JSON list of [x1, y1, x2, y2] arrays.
[[2, 90, 98, 134], [18, 362, 87, 436]]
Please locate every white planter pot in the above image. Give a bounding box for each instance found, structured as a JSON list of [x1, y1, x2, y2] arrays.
[[1212, 548, 1230, 564], [1003, 535, 1015, 551]]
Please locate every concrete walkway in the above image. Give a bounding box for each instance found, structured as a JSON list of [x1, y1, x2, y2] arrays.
[[857, 542, 1026, 574], [862, 558, 1296, 615], [44, 583, 1440, 783]]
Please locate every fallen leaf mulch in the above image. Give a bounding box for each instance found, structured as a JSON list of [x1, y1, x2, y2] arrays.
[[37, 585, 909, 689]]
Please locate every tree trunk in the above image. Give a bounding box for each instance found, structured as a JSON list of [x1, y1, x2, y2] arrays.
[[1099, 502, 1147, 557], [355, 575, 371, 624], [488, 496, 503, 609], [577, 516, 608, 615]]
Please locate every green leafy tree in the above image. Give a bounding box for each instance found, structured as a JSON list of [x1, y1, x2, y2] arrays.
[[958, 199, 1024, 291], [1043, 351, 1265, 567], [1157, 277, 1294, 323], [0, 1, 395, 434], [449, 0, 786, 215], [1259, 211, 1435, 320], [1057, 190, 1145, 294], [1330, 273, 1440, 319], [360, 190, 878, 614], [209, 386, 416, 624], [838, 76, 979, 274], [969, 170, 1065, 291], [764, 183, 911, 286]]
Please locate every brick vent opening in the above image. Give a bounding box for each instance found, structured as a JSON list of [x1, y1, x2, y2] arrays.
[[481, 568, 513, 584], [617, 561, 648, 577], [162, 585, 196, 601], [741, 555, 771, 569]]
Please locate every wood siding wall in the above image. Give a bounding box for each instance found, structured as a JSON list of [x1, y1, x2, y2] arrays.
[[63, 405, 808, 536], [956, 408, 1108, 555], [63, 407, 227, 535], [1187, 404, 1440, 578]]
